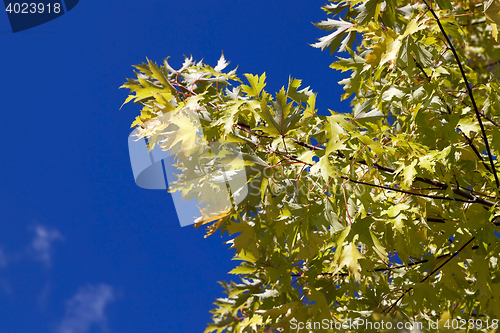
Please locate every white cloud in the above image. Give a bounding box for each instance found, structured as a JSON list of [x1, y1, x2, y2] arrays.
[[29, 225, 64, 266], [57, 284, 115, 333]]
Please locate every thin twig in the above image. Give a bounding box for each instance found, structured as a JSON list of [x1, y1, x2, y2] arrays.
[[458, 128, 492, 173], [422, 0, 500, 188], [341, 176, 477, 203], [235, 123, 498, 207], [382, 236, 475, 314], [420, 236, 475, 284]]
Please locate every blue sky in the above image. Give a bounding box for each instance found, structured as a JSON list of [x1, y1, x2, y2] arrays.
[[0, 1, 351, 332]]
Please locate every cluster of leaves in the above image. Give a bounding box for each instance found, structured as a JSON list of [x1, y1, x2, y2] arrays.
[[121, 0, 500, 331]]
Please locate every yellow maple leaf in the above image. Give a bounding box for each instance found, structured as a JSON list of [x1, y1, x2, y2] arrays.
[[484, 0, 500, 41]]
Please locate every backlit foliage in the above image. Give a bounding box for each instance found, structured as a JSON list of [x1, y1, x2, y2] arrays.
[[121, 1, 500, 331]]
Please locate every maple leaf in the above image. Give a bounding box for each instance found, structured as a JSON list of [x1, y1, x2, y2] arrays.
[[484, 0, 500, 40], [311, 18, 355, 54]]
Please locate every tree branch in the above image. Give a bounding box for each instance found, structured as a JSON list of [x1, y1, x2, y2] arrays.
[[318, 243, 469, 277], [235, 122, 498, 208], [341, 176, 477, 203], [414, 59, 493, 173], [422, 0, 500, 188], [415, 57, 495, 175], [458, 128, 492, 173], [421, 236, 475, 283], [355, 160, 497, 208], [382, 236, 475, 314]]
